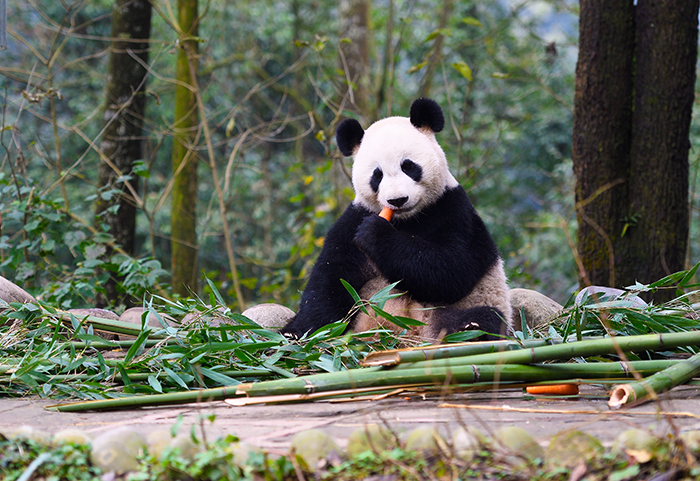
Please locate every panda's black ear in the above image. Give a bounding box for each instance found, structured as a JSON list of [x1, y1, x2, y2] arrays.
[[409, 98, 445, 133], [336, 118, 365, 157]]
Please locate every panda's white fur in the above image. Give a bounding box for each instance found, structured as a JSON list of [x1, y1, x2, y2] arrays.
[[281, 98, 512, 341], [351, 117, 460, 221]]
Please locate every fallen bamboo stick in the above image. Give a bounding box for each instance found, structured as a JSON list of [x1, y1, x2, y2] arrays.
[[361, 339, 554, 367], [389, 331, 700, 371]]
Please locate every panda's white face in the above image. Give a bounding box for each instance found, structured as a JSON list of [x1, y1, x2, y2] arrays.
[[351, 117, 458, 219]]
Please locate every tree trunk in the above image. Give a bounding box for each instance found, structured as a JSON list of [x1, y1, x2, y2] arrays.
[[95, 0, 151, 305], [338, 0, 371, 121], [573, 1, 635, 288], [573, 0, 698, 301], [170, 0, 199, 296], [624, 0, 698, 302]]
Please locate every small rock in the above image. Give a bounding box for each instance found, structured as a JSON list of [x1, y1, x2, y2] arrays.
[[4, 426, 51, 444], [53, 428, 92, 446], [241, 303, 295, 329], [680, 430, 700, 454], [452, 426, 488, 461], [227, 441, 263, 467], [493, 426, 544, 465], [289, 429, 344, 470], [575, 286, 647, 307], [545, 430, 603, 469], [119, 307, 171, 328], [90, 427, 146, 474], [167, 433, 202, 461], [611, 428, 664, 462], [146, 430, 173, 460], [347, 424, 396, 457], [509, 288, 563, 331], [68, 308, 119, 321], [404, 427, 446, 457]]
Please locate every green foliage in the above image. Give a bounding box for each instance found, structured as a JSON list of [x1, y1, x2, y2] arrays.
[[0, 435, 101, 481], [0, 0, 587, 313]]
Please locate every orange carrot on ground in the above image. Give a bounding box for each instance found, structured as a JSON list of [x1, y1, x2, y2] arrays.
[[525, 383, 579, 396], [379, 207, 394, 221]]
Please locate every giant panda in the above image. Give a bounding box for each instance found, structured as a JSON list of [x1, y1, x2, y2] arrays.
[[281, 98, 512, 341]]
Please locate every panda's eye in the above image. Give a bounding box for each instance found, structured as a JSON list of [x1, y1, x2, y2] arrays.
[[401, 159, 423, 182], [370, 168, 383, 193]]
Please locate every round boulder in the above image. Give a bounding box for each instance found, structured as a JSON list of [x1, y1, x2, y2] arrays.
[[241, 303, 295, 330], [509, 288, 563, 332], [90, 427, 146, 474], [545, 430, 604, 470], [289, 429, 344, 470], [0, 276, 36, 306]]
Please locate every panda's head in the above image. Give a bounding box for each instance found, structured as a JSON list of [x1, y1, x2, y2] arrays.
[[336, 98, 459, 220]]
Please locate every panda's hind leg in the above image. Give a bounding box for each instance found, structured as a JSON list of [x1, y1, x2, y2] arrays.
[[428, 306, 507, 341]]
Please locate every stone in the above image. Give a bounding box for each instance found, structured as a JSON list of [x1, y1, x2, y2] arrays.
[[404, 426, 446, 456], [452, 426, 488, 461], [346, 424, 396, 457], [0, 276, 36, 307], [544, 430, 604, 469], [89, 427, 146, 474], [509, 288, 563, 332], [611, 428, 664, 462], [289, 429, 344, 469], [493, 426, 544, 465], [680, 430, 700, 454], [119, 307, 171, 328], [52, 428, 92, 446], [241, 303, 295, 329], [227, 441, 263, 467], [145, 430, 172, 460], [68, 308, 119, 321]]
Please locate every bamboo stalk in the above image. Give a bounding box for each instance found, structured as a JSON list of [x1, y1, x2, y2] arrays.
[[44, 385, 238, 412], [390, 331, 700, 371], [608, 352, 700, 409], [236, 360, 679, 398], [361, 339, 554, 367]]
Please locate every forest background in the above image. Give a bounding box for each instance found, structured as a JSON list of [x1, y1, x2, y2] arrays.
[[0, 0, 698, 315]]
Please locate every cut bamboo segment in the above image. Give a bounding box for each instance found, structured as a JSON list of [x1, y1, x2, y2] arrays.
[[608, 351, 700, 409], [526, 383, 579, 396]]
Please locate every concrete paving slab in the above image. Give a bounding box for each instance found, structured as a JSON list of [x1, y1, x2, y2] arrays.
[[3, 384, 700, 454]]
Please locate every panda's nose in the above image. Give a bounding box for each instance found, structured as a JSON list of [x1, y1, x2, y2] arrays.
[[388, 196, 408, 208]]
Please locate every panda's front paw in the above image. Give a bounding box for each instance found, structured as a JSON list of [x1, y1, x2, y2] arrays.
[[354, 214, 393, 254]]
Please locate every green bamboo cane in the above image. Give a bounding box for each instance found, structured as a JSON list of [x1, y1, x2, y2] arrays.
[[236, 360, 679, 398], [44, 385, 238, 412], [608, 351, 700, 409], [361, 338, 554, 366], [390, 331, 700, 371]]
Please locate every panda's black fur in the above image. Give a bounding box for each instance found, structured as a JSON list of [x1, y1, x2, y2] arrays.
[[281, 98, 511, 340]]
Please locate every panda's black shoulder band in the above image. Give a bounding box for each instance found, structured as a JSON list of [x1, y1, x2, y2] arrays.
[[336, 118, 365, 157], [409, 98, 445, 133]]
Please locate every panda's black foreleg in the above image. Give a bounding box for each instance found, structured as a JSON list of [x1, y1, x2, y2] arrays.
[[431, 306, 506, 341]]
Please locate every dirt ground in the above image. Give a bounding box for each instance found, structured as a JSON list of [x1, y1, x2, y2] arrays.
[[3, 384, 700, 455]]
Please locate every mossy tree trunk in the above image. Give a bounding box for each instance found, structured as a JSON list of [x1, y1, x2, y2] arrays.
[[339, 0, 371, 122], [171, 0, 199, 296], [95, 0, 152, 305], [573, 0, 698, 302]]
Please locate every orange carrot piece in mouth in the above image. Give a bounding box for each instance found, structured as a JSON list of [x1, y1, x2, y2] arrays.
[[379, 207, 394, 221]]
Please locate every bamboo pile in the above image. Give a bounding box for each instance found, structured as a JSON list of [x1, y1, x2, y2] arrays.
[[46, 331, 700, 412]]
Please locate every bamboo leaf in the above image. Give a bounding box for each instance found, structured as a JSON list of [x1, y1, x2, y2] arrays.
[[452, 61, 473, 81], [124, 328, 151, 364], [148, 374, 162, 393]]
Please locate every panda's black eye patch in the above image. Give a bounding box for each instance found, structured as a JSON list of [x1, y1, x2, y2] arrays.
[[370, 168, 383, 193], [401, 159, 423, 182]]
